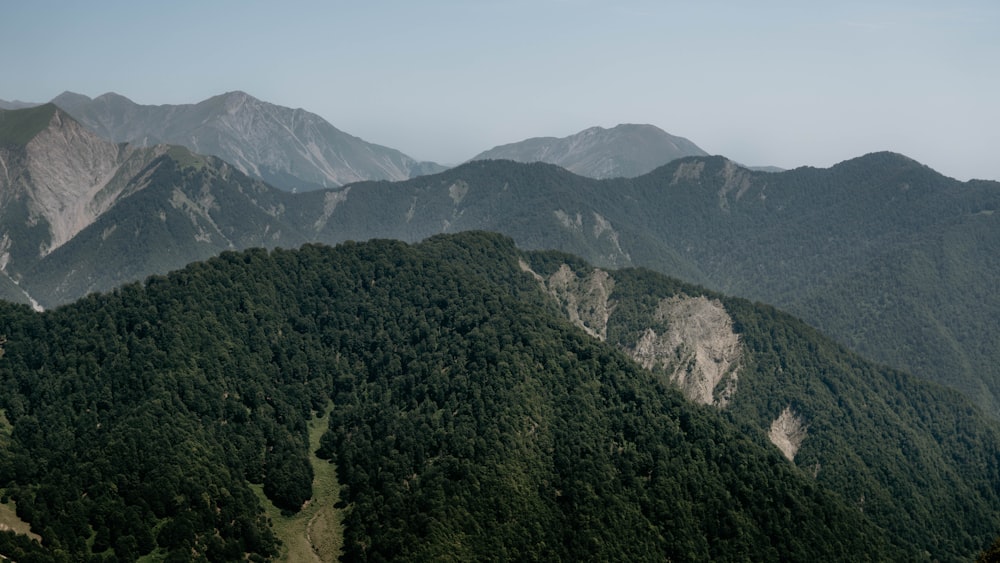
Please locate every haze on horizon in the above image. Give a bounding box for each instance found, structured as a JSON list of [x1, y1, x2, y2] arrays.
[[2, 0, 998, 181]]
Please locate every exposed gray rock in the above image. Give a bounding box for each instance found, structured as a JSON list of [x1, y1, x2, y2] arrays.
[[769, 406, 808, 461]]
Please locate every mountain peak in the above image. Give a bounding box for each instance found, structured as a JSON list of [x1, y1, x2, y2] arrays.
[[829, 151, 933, 177], [53, 91, 444, 191], [471, 123, 708, 179], [92, 92, 136, 106], [220, 89, 255, 100], [50, 91, 93, 111]]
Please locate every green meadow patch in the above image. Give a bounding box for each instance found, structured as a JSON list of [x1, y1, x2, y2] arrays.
[[253, 404, 343, 562]]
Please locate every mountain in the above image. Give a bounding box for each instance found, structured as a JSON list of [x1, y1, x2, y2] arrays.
[[1, 232, 999, 560], [0, 105, 318, 307], [0, 99, 39, 111], [287, 156, 1000, 418], [51, 90, 447, 192], [4, 108, 1000, 420], [524, 246, 1000, 561], [23, 147, 313, 305], [0, 104, 169, 306], [470, 123, 709, 178], [625, 153, 1000, 415]]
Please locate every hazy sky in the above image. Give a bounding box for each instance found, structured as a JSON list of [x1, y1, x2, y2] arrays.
[[3, 0, 998, 180]]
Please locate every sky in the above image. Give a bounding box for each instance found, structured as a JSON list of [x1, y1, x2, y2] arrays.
[[2, 0, 998, 180]]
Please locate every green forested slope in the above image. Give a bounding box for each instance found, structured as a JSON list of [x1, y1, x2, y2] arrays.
[[11, 141, 998, 421], [568, 261, 1000, 559], [287, 154, 1000, 416], [8, 233, 986, 560], [628, 154, 1000, 413]]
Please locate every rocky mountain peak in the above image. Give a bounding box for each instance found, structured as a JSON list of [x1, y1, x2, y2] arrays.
[[215, 90, 260, 115]]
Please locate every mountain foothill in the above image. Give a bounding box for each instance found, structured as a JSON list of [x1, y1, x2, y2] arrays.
[[1, 94, 1000, 561]]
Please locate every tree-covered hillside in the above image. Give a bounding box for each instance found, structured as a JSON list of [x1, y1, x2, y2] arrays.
[[525, 254, 1000, 560], [0, 233, 998, 561], [293, 155, 1000, 417], [9, 116, 999, 422]]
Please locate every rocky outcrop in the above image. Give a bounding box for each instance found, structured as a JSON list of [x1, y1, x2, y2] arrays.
[[769, 406, 808, 461], [521, 261, 615, 341], [631, 295, 741, 407], [521, 260, 741, 407]]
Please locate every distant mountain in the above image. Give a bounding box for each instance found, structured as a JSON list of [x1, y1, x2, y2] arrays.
[[0, 99, 39, 110], [470, 123, 708, 178], [25, 147, 313, 305], [50, 90, 447, 192]]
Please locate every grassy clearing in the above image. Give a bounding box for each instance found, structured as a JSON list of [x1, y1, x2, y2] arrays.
[[0, 498, 40, 542], [0, 410, 38, 542], [252, 403, 343, 562]]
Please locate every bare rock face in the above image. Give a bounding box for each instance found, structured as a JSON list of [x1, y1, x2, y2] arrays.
[[520, 260, 741, 408], [21, 111, 161, 254], [631, 295, 741, 407], [0, 107, 163, 265], [716, 159, 756, 212], [551, 209, 632, 268], [769, 405, 808, 461], [545, 264, 616, 341], [520, 261, 615, 341]]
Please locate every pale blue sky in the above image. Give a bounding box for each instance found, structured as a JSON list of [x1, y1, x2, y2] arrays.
[[3, 0, 998, 180]]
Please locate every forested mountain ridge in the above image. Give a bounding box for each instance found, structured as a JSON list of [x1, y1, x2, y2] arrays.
[[287, 155, 1000, 415], [50, 91, 446, 192], [627, 153, 1000, 414], [469, 123, 709, 178], [1, 232, 998, 561], [523, 252, 1000, 560], [4, 103, 1000, 419]]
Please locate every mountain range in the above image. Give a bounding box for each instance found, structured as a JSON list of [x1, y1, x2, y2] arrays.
[[3, 102, 1000, 422], [6, 91, 719, 191], [46, 90, 447, 192], [2, 94, 1000, 560]]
